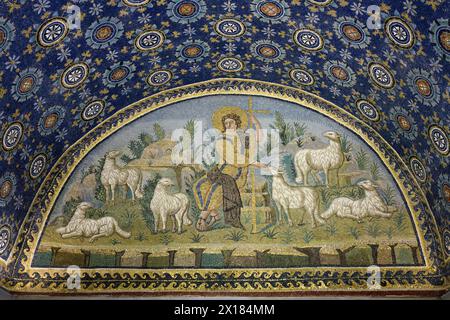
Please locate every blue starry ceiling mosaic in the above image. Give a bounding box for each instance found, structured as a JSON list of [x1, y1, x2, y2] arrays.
[[0, 0, 448, 274]]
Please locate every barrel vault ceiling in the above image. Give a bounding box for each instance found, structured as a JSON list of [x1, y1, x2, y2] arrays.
[[0, 0, 448, 272]]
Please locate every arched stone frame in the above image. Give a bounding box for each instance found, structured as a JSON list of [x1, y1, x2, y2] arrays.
[[0, 79, 446, 295]]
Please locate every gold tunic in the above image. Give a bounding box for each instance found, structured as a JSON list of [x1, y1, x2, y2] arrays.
[[194, 131, 249, 212]]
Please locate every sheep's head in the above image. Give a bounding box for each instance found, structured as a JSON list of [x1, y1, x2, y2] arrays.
[[77, 202, 92, 211], [357, 180, 376, 191], [106, 150, 122, 159], [323, 131, 341, 142], [158, 178, 175, 188]]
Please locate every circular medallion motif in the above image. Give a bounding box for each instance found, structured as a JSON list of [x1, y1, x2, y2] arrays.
[[293, 29, 324, 51], [82, 100, 105, 121], [109, 67, 129, 82], [415, 78, 433, 97], [307, 0, 333, 5], [122, 0, 151, 6], [289, 69, 315, 86], [44, 113, 58, 129], [406, 69, 440, 107], [397, 115, 412, 131], [0, 180, 13, 200], [331, 66, 348, 81], [103, 62, 135, 88], [37, 17, 69, 48], [368, 62, 395, 89], [342, 24, 363, 42], [0, 26, 7, 49], [324, 61, 355, 87], [168, 0, 206, 24], [86, 17, 124, 49], [256, 44, 278, 58], [334, 17, 370, 49], [356, 99, 380, 122], [439, 30, 450, 52], [0, 186, 10, 202], [2, 122, 23, 151], [0, 17, 15, 53], [61, 63, 89, 89], [12, 68, 43, 102], [444, 230, 450, 255], [135, 30, 165, 51], [428, 125, 449, 156], [176, 39, 210, 63], [38, 106, 65, 136], [182, 44, 202, 58], [252, 0, 290, 24], [0, 226, 11, 255], [258, 1, 283, 18], [409, 157, 427, 183], [384, 17, 415, 49], [390, 107, 417, 141], [217, 57, 244, 73], [214, 19, 246, 38], [0, 173, 16, 207], [146, 70, 173, 86], [30, 154, 47, 179], [18, 75, 35, 94], [442, 183, 450, 205], [251, 40, 285, 62], [177, 2, 196, 16], [429, 19, 450, 61], [95, 25, 114, 41]]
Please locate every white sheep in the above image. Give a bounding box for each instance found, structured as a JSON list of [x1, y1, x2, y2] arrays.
[[101, 150, 144, 201], [294, 131, 344, 186], [150, 178, 192, 234], [56, 202, 131, 242], [270, 168, 324, 227], [320, 180, 397, 222]]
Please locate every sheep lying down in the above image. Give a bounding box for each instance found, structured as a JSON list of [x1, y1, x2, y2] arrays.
[[56, 202, 131, 243], [320, 180, 397, 222]]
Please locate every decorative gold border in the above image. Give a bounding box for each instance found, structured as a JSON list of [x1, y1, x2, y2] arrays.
[[1, 78, 446, 294]]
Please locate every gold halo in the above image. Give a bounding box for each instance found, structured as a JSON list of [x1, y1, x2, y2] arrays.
[[211, 106, 248, 131]]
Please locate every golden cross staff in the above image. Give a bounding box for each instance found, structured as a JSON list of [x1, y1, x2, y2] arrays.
[[247, 96, 271, 234]]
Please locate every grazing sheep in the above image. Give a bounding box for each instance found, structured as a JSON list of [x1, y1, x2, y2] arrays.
[[56, 202, 131, 242], [150, 178, 192, 234], [270, 168, 324, 227], [101, 150, 144, 201], [294, 131, 344, 186], [320, 180, 397, 222]]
